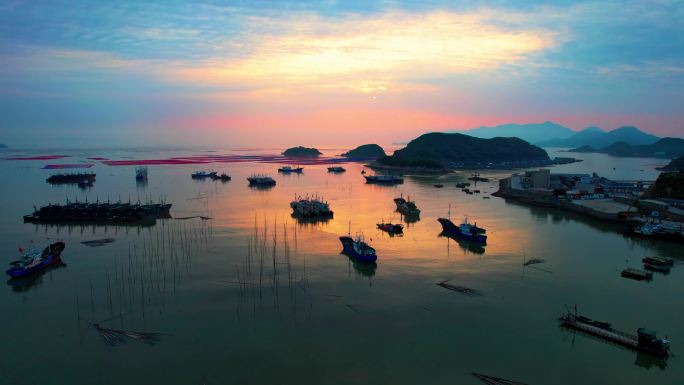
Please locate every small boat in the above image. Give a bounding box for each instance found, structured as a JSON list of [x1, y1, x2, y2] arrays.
[[278, 165, 303, 173], [135, 167, 148, 181], [644, 263, 670, 273], [327, 166, 346, 173], [376, 221, 404, 234], [394, 195, 420, 215], [192, 171, 217, 179], [483, 196, 491, 199], [473, 190, 481, 194], [6, 242, 66, 278], [361, 170, 366, 174], [523, 258, 545, 266], [364, 174, 403, 184], [247, 174, 276, 186], [455, 182, 471, 188], [433, 184, 444, 188], [438, 215, 487, 244], [339, 233, 377, 262], [642, 256, 674, 266], [621, 268, 653, 280], [211, 173, 232, 181]]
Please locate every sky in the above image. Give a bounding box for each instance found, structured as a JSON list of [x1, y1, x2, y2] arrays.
[[0, 0, 683, 147]]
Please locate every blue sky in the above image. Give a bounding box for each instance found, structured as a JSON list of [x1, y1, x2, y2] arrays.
[[1, 0, 683, 146]]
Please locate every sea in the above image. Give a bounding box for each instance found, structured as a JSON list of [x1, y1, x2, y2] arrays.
[[0, 146, 680, 385]]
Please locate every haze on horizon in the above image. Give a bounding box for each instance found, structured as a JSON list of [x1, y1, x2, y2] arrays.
[[1, 1, 683, 147]]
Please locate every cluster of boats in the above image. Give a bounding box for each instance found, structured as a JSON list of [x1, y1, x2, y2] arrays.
[[290, 194, 333, 219], [622, 256, 675, 281], [191, 171, 231, 181], [628, 221, 684, 242], [23, 200, 172, 225]]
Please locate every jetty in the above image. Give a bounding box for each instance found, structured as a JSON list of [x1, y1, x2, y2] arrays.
[[559, 309, 670, 357], [23, 200, 171, 225]]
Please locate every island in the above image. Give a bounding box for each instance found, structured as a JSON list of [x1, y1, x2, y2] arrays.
[[371, 132, 573, 172], [282, 146, 322, 157], [657, 155, 684, 172], [568, 138, 684, 159], [341, 144, 386, 159]]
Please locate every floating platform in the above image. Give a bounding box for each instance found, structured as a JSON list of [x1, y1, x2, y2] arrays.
[[24, 201, 171, 226]]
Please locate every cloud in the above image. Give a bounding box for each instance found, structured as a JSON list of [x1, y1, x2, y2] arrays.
[[169, 10, 556, 93]]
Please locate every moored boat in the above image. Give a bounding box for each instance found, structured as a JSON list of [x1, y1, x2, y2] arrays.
[[211, 173, 232, 181], [247, 174, 276, 186], [290, 194, 333, 218], [644, 263, 670, 273], [376, 221, 404, 234], [192, 171, 217, 179], [278, 165, 303, 173], [394, 195, 420, 215], [327, 166, 346, 173], [6, 242, 66, 278], [339, 234, 377, 262], [438, 216, 487, 244], [364, 174, 403, 184], [621, 268, 653, 280], [642, 256, 674, 266]]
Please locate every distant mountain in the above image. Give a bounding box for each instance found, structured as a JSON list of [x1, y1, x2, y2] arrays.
[[538, 126, 660, 148], [461, 122, 574, 143], [658, 155, 684, 171], [341, 144, 386, 159], [282, 146, 321, 157], [377, 132, 549, 169], [571, 138, 684, 159]]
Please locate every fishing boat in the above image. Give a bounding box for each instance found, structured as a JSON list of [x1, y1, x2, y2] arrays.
[[6, 242, 66, 278], [339, 233, 377, 262], [394, 195, 420, 215], [135, 167, 148, 181], [644, 263, 670, 273], [278, 165, 303, 173], [364, 174, 404, 184], [433, 184, 444, 188], [290, 194, 333, 218], [559, 307, 671, 357], [438, 215, 487, 244], [46, 173, 96, 185], [211, 173, 231, 181], [327, 166, 346, 173], [455, 182, 471, 188], [376, 221, 404, 234], [247, 174, 276, 186], [642, 256, 674, 266], [191, 171, 217, 179]]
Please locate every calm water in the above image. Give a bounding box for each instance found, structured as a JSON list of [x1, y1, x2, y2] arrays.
[[0, 147, 680, 385]]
